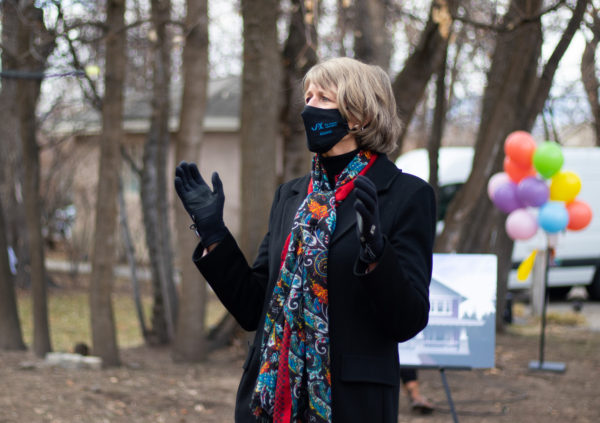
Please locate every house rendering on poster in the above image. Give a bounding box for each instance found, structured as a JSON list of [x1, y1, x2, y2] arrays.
[[399, 275, 490, 368]]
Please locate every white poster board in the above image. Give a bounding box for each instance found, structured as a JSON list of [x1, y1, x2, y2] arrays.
[[398, 254, 497, 369]]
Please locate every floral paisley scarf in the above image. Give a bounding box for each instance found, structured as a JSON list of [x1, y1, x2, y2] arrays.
[[251, 150, 377, 422]]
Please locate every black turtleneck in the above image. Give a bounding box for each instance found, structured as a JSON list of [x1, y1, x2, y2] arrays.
[[320, 148, 360, 185]]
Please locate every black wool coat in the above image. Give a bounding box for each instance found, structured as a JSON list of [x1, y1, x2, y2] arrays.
[[194, 154, 436, 423]]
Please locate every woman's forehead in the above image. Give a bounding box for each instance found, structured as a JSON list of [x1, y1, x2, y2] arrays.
[[304, 81, 337, 95]]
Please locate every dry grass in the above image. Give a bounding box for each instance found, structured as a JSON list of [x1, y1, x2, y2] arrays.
[[507, 300, 588, 338], [16, 283, 227, 353]]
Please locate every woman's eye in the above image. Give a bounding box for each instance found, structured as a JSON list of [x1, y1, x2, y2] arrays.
[[321, 96, 329, 102], [305, 96, 311, 104]]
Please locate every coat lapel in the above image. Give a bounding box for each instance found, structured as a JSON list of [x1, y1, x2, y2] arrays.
[[280, 175, 310, 241], [330, 154, 401, 246]]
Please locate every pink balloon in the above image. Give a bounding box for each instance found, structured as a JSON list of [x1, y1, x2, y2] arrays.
[[488, 172, 510, 200], [505, 209, 538, 240]]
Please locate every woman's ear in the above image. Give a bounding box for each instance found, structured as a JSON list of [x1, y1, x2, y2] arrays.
[[347, 116, 360, 130], [349, 122, 366, 131]]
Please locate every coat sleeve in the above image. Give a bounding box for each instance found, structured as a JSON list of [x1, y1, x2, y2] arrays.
[[192, 185, 283, 331], [354, 182, 436, 342]]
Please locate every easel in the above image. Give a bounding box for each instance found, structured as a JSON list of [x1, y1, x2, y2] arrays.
[[439, 367, 460, 423], [528, 246, 566, 373], [404, 365, 470, 423]]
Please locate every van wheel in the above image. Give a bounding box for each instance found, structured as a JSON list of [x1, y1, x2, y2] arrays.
[[586, 266, 600, 301]]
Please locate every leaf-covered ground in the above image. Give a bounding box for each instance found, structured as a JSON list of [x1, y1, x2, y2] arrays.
[[3, 283, 600, 422], [1, 327, 599, 422]]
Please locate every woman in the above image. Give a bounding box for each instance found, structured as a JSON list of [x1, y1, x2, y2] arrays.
[[175, 57, 436, 423]]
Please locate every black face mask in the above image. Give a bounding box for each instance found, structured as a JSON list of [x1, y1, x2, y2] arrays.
[[301, 105, 349, 154]]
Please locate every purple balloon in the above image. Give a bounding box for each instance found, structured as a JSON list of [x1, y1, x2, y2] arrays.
[[517, 177, 549, 207], [492, 181, 523, 213]]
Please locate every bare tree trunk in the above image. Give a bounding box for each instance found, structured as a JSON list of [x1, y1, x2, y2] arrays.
[[580, 21, 600, 146], [391, 0, 458, 159], [0, 195, 26, 350], [0, 0, 30, 290], [141, 0, 178, 344], [427, 45, 449, 199], [90, 0, 127, 367], [172, 0, 210, 362], [16, 0, 54, 357], [336, 0, 350, 57], [240, 0, 281, 261], [435, 0, 587, 331], [353, 0, 392, 70], [280, 0, 317, 182], [118, 178, 147, 338], [522, 0, 588, 130]]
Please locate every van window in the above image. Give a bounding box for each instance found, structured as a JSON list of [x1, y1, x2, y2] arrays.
[[437, 183, 463, 221]]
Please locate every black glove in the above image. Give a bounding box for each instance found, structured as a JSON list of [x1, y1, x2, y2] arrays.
[[353, 175, 384, 263], [174, 161, 227, 246]]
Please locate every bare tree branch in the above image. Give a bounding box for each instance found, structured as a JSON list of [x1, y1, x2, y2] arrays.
[[451, 0, 567, 32], [52, 0, 103, 111], [524, 0, 588, 128], [120, 145, 143, 176]]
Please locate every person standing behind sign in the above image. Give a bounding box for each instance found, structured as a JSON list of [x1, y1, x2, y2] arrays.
[[174, 57, 436, 423], [400, 368, 435, 414]]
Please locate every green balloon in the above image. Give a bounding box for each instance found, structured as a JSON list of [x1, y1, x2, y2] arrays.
[[533, 141, 563, 179]]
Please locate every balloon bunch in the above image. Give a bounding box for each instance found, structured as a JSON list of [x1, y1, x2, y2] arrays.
[[488, 131, 593, 242]]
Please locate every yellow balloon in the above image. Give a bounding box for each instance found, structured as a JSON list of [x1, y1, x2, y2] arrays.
[[517, 249, 537, 281], [550, 171, 581, 202]]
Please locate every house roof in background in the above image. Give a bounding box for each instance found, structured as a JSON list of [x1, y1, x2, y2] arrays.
[[51, 76, 240, 135]]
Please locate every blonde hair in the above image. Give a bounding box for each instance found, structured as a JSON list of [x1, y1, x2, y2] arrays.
[[302, 57, 402, 154]]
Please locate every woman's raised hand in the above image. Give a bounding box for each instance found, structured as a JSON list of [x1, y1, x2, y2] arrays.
[[174, 161, 227, 246]]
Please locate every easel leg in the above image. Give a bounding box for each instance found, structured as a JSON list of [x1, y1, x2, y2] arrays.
[[528, 247, 566, 373], [439, 368, 459, 423]]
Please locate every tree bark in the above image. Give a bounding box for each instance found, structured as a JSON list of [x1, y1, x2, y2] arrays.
[[0, 195, 26, 350], [118, 177, 147, 338], [280, 0, 317, 182], [16, 0, 54, 357], [0, 0, 30, 290], [435, 0, 587, 331], [240, 0, 281, 261], [522, 0, 588, 130], [90, 0, 126, 366], [581, 29, 600, 146], [391, 0, 458, 159], [172, 0, 210, 362], [141, 0, 178, 344], [336, 0, 350, 57], [353, 0, 393, 70], [427, 45, 449, 199]]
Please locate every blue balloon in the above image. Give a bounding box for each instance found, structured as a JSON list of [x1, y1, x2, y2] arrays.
[[538, 201, 569, 233]]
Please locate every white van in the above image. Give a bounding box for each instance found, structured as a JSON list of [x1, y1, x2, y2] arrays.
[[395, 146, 600, 300]]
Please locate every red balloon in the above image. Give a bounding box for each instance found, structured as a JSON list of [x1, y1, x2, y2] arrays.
[[504, 131, 537, 168], [566, 200, 593, 231], [504, 156, 537, 183]]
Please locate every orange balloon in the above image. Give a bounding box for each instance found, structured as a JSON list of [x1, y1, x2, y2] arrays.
[[566, 200, 593, 231], [504, 156, 537, 182], [504, 131, 537, 168]]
